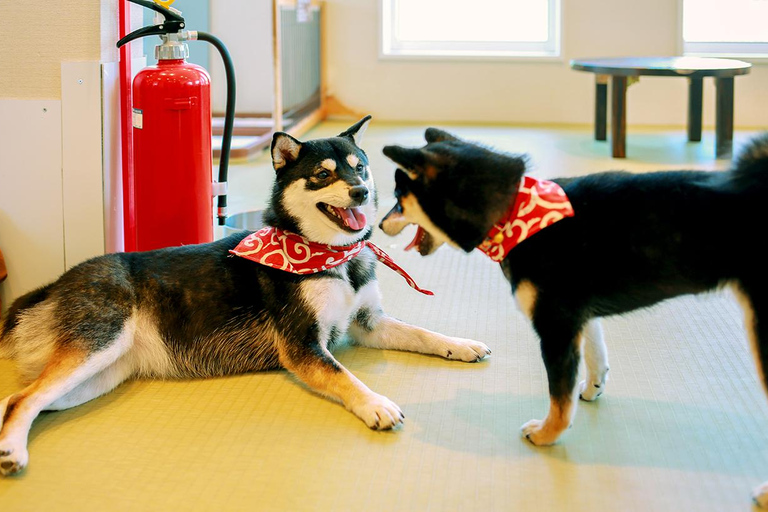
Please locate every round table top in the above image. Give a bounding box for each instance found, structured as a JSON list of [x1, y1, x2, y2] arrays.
[[570, 56, 752, 77]]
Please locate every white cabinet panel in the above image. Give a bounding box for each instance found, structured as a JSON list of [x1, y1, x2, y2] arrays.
[[0, 100, 65, 309]]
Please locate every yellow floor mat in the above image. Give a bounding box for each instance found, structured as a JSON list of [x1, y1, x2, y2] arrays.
[[2, 125, 766, 511]]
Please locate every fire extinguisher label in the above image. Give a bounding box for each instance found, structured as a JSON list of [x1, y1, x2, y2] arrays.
[[132, 108, 143, 129]]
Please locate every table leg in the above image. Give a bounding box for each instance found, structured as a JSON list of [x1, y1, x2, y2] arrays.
[[687, 77, 703, 142], [715, 77, 734, 158], [611, 76, 627, 158], [595, 76, 608, 141]]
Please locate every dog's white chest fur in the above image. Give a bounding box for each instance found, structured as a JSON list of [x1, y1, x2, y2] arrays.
[[298, 251, 377, 345], [300, 274, 355, 332]]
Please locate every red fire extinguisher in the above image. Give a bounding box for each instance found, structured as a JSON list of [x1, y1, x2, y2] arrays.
[[117, 0, 235, 251]]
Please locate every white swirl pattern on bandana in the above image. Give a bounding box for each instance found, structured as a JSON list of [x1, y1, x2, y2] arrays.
[[230, 227, 433, 295], [478, 176, 575, 262]]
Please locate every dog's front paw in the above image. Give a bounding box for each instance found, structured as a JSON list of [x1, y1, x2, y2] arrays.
[[351, 394, 404, 431], [579, 379, 604, 401], [0, 439, 28, 477], [754, 481, 768, 508], [443, 337, 491, 363], [520, 419, 563, 446]]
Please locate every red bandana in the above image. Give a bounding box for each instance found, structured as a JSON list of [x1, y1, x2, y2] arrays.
[[230, 227, 434, 295], [477, 176, 575, 262]]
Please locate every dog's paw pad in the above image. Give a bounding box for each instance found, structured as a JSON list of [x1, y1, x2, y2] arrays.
[[352, 394, 404, 431], [444, 338, 491, 363], [579, 379, 604, 402], [0, 447, 28, 477], [520, 419, 560, 446]]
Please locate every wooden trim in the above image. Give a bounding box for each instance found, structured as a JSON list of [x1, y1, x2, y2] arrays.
[[212, 112, 272, 119], [276, 0, 322, 6], [1, 246, 6, 321], [324, 94, 365, 120], [287, 108, 326, 139], [319, 2, 328, 117], [272, 0, 284, 132], [0, 248, 7, 283]]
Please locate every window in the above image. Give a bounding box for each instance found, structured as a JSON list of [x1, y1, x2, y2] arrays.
[[682, 0, 768, 57], [380, 0, 561, 59]]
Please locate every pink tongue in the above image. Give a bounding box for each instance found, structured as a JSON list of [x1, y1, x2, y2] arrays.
[[404, 226, 424, 251], [335, 206, 366, 230]]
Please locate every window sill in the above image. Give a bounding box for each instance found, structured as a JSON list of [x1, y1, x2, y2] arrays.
[[378, 50, 564, 63]]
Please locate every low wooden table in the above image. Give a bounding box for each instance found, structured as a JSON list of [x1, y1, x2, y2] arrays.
[[570, 57, 751, 158]]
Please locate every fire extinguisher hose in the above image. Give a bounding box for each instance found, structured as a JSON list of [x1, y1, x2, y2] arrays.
[[194, 31, 236, 226]]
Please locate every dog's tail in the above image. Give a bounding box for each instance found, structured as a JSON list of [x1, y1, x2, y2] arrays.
[[0, 285, 51, 359], [732, 133, 768, 181], [0, 320, 12, 359]]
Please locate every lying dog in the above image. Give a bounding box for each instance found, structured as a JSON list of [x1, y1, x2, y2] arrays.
[[380, 128, 768, 505], [0, 117, 490, 477]]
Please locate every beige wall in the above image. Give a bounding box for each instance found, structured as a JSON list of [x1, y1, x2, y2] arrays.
[[323, 0, 768, 127], [0, 1, 141, 99], [3, 1, 765, 118]]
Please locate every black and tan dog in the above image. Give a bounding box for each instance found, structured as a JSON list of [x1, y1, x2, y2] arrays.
[[380, 128, 768, 505], [0, 118, 490, 477]]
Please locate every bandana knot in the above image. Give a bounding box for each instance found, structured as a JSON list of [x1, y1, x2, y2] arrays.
[[230, 227, 433, 295], [477, 176, 575, 262]]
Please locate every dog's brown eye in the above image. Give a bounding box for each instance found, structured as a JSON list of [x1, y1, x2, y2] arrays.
[[356, 163, 365, 173], [316, 170, 330, 180]]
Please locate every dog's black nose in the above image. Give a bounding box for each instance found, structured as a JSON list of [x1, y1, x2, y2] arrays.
[[349, 186, 369, 203]]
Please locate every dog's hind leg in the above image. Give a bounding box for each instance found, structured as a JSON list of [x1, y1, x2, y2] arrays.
[[44, 354, 135, 411], [519, 295, 584, 446], [579, 318, 609, 401], [348, 282, 491, 362], [0, 335, 131, 476], [732, 282, 768, 507]]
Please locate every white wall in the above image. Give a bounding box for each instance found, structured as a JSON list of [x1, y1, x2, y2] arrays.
[[0, 100, 65, 309], [323, 0, 768, 127], [209, 0, 274, 114]]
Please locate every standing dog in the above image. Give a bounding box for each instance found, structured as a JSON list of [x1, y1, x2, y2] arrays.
[[0, 117, 490, 477], [380, 128, 768, 505]]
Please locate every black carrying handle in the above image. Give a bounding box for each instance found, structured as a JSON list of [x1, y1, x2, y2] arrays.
[[116, 0, 185, 48]]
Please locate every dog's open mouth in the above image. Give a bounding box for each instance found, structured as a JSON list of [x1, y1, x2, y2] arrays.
[[404, 226, 434, 255], [318, 203, 367, 232]]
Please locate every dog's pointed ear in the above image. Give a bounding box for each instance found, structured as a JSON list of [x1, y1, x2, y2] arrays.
[[272, 132, 302, 172], [382, 145, 425, 174], [394, 167, 416, 186], [339, 115, 372, 146], [424, 127, 458, 144]]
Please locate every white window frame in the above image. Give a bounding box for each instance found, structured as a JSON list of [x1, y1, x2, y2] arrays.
[[379, 0, 562, 60], [679, 0, 768, 59]]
